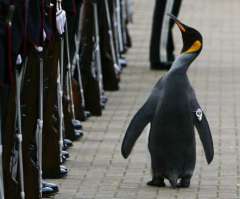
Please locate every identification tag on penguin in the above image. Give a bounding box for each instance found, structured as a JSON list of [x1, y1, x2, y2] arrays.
[[195, 108, 203, 122]]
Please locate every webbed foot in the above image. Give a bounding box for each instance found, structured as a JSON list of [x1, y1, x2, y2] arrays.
[[147, 179, 165, 187], [177, 178, 191, 188]]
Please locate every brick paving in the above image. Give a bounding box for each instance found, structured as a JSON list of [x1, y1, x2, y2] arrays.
[[49, 0, 240, 198]]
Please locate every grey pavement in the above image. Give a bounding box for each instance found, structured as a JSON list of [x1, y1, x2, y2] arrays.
[[49, 0, 240, 198]]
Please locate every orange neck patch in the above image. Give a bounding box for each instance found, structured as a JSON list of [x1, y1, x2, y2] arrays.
[[185, 40, 202, 54]]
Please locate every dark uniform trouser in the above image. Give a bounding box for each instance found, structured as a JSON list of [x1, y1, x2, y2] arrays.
[[99, 0, 120, 91], [21, 46, 41, 199], [81, 0, 102, 116], [42, 39, 62, 178], [1, 84, 19, 199], [64, 0, 90, 122], [150, 0, 182, 66], [0, 15, 19, 199], [1, 86, 19, 199], [62, 3, 80, 140]]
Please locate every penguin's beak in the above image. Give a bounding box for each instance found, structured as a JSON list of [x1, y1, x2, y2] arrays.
[[168, 13, 186, 33]]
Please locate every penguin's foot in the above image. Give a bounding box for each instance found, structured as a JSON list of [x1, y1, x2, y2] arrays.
[[147, 179, 166, 187], [169, 178, 178, 189], [177, 178, 191, 188]]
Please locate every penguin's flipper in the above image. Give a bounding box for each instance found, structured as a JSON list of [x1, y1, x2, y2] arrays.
[[192, 101, 214, 164], [121, 92, 159, 159]]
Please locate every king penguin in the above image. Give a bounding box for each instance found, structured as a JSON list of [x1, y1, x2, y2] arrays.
[[121, 14, 214, 188]]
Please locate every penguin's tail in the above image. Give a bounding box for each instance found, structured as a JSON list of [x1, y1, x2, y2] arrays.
[[168, 175, 178, 189]]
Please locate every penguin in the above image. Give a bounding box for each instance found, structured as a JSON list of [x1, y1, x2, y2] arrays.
[[121, 14, 214, 188]]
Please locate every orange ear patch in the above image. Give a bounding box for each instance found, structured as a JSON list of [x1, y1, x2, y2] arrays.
[[185, 40, 202, 54]]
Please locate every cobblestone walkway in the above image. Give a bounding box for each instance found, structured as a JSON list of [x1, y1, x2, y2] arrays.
[[50, 0, 240, 198]]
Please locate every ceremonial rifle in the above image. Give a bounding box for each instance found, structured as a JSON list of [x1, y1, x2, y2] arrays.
[[93, 0, 105, 107], [72, 2, 86, 116], [34, 45, 44, 197], [103, 0, 120, 75], [56, 0, 66, 162], [116, 0, 124, 53], [9, 4, 25, 198]]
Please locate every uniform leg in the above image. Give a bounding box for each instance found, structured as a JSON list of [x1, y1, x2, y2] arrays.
[[149, 0, 167, 67], [167, 0, 182, 61]]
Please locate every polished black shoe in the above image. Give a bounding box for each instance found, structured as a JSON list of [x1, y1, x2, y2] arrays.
[[150, 61, 173, 70], [42, 186, 57, 197], [58, 167, 68, 178], [74, 129, 84, 140], [61, 151, 70, 163], [72, 119, 82, 130], [43, 181, 59, 192], [51, 166, 68, 179], [81, 110, 92, 121], [62, 144, 68, 151], [42, 165, 68, 179], [63, 140, 74, 150], [84, 110, 91, 118], [101, 102, 105, 110], [64, 139, 73, 148], [119, 57, 128, 68], [101, 95, 108, 105], [60, 165, 68, 171], [61, 155, 67, 163], [62, 150, 70, 159]]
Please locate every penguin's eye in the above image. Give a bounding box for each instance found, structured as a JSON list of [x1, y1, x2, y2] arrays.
[[185, 40, 202, 54]]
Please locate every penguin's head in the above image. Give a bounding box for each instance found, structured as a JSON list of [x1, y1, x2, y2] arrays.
[[168, 13, 203, 55]]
